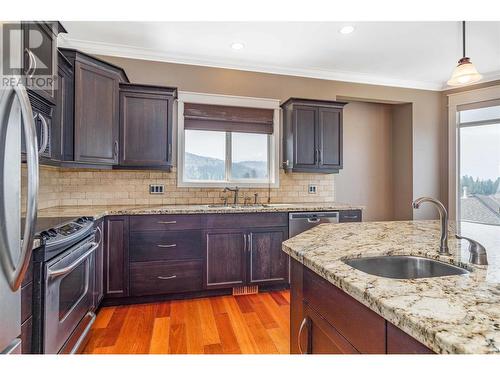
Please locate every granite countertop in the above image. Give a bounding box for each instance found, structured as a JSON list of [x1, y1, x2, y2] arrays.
[[36, 202, 364, 219], [282, 220, 500, 354]]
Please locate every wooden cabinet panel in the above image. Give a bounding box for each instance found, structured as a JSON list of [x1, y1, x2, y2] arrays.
[[130, 260, 203, 296], [303, 304, 359, 354], [303, 266, 386, 354], [21, 316, 33, 354], [129, 214, 203, 232], [387, 322, 434, 354], [293, 106, 317, 168], [104, 216, 129, 298], [204, 230, 246, 289], [205, 213, 288, 229], [119, 84, 176, 168], [94, 220, 104, 307], [52, 51, 74, 161], [21, 281, 33, 324], [129, 230, 202, 262], [74, 60, 119, 164], [318, 107, 342, 170], [290, 258, 304, 354], [248, 227, 288, 285]]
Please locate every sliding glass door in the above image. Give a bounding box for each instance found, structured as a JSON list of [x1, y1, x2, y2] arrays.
[[457, 105, 500, 225]]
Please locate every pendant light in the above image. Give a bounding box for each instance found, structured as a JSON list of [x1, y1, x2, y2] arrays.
[[447, 21, 482, 86]]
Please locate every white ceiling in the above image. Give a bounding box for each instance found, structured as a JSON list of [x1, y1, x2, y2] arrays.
[[58, 21, 500, 91]]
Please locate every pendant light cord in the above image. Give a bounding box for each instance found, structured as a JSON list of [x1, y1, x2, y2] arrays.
[[462, 20, 466, 58]]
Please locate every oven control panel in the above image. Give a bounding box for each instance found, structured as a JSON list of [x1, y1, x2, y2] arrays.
[[40, 217, 95, 252]]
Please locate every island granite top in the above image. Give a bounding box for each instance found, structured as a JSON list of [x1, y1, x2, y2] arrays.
[[282, 220, 500, 354]]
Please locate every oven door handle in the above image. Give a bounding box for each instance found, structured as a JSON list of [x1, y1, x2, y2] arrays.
[[47, 242, 98, 279]]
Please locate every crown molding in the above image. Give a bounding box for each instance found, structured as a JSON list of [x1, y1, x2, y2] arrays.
[[59, 36, 499, 92]]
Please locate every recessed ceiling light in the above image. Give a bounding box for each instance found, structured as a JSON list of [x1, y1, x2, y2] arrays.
[[231, 42, 244, 50], [339, 25, 355, 35]]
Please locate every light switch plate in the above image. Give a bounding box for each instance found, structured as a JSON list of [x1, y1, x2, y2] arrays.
[[308, 184, 317, 194], [149, 184, 165, 194]]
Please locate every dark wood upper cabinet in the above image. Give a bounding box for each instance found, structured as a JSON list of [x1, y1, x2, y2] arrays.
[[248, 227, 288, 285], [52, 51, 74, 162], [22, 22, 66, 104], [60, 49, 128, 166], [118, 84, 177, 169], [204, 229, 247, 289], [282, 98, 347, 174]]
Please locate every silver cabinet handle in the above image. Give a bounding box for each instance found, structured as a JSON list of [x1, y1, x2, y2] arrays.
[[114, 140, 119, 158], [0, 82, 39, 291], [47, 242, 98, 278], [317, 148, 322, 164], [243, 234, 247, 253], [157, 275, 177, 280], [157, 220, 177, 224], [298, 317, 309, 354], [157, 244, 177, 248], [95, 225, 102, 246], [35, 113, 49, 155]]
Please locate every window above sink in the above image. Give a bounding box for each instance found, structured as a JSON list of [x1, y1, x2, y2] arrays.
[[177, 91, 281, 188]]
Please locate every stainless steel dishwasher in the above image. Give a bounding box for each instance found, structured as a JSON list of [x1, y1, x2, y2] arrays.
[[289, 211, 340, 237]]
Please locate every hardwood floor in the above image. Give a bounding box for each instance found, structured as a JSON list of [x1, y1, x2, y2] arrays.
[[83, 290, 290, 354]]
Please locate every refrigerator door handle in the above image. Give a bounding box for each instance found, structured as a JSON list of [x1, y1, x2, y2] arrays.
[[0, 82, 39, 291]]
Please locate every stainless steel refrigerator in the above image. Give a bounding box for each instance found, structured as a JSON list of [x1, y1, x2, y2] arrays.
[[0, 25, 39, 354]]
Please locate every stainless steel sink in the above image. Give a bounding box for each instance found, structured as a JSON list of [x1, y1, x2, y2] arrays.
[[343, 255, 469, 279]]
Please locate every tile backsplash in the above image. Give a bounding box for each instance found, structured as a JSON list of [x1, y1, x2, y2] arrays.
[[24, 165, 335, 209]]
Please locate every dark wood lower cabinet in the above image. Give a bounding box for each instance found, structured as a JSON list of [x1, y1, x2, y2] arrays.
[[130, 260, 203, 296], [104, 216, 129, 298], [248, 227, 288, 285], [290, 258, 434, 354], [302, 304, 359, 354], [204, 229, 247, 289]]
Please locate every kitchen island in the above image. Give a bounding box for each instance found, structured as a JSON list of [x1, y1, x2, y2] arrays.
[[282, 220, 500, 354]]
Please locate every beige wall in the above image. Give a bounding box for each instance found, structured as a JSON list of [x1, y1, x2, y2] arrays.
[[335, 102, 394, 221], [392, 103, 413, 220], [97, 55, 443, 219]]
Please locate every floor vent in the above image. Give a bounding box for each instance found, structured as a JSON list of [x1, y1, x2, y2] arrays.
[[232, 285, 259, 296]]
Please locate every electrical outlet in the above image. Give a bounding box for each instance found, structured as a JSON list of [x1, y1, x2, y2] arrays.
[[308, 184, 317, 194], [149, 184, 165, 194]]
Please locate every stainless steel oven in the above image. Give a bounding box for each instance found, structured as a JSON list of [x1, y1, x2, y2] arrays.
[[43, 234, 97, 354]]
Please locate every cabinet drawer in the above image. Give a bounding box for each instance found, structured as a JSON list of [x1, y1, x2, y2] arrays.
[[303, 266, 385, 353], [130, 230, 202, 261], [339, 209, 362, 222], [205, 213, 288, 229], [130, 260, 203, 296], [130, 214, 203, 231]]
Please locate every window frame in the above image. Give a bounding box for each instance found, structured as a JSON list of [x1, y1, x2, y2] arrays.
[[447, 86, 500, 221], [177, 91, 281, 188]]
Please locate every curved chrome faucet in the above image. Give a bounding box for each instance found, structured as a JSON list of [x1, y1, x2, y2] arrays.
[[455, 235, 488, 265], [412, 197, 450, 255]]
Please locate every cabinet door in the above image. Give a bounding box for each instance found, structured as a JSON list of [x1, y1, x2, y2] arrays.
[[94, 220, 105, 307], [293, 106, 317, 169], [74, 60, 119, 164], [302, 304, 359, 354], [104, 216, 129, 298], [248, 227, 289, 285], [204, 229, 246, 289], [119, 90, 173, 168], [317, 107, 342, 170]]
